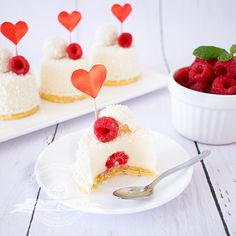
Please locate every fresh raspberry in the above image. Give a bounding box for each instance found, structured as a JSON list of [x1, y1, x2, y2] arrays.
[[189, 61, 214, 84], [189, 82, 211, 93], [214, 61, 227, 76], [211, 76, 236, 95], [228, 85, 236, 95], [174, 67, 192, 87], [105, 152, 129, 169], [213, 59, 236, 78], [118, 33, 132, 48], [66, 43, 83, 60], [94, 116, 119, 142], [192, 57, 218, 66], [228, 59, 236, 79], [8, 56, 30, 75]]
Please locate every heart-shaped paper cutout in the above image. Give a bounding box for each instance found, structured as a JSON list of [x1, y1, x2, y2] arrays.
[[111, 3, 132, 23], [58, 11, 81, 32], [0, 21, 28, 45], [71, 64, 107, 98]]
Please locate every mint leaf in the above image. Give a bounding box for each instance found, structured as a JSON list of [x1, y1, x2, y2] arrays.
[[230, 44, 236, 55], [218, 52, 233, 61], [193, 46, 227, 60]]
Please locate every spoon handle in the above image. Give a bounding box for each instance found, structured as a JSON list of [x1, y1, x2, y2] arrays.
[[146, 150, 211, 190]]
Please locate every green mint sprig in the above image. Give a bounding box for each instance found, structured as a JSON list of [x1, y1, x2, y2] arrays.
[[230, 44, 236, 54], [193, 44, 236, 62]]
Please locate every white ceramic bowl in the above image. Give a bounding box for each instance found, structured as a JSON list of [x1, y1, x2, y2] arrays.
[[168, 73, 236, 145]]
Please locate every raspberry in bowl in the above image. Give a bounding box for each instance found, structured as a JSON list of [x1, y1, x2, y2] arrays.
[[168, 45, 236, 145]]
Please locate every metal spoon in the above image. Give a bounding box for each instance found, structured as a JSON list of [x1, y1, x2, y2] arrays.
[[113, 150, 211, 200]]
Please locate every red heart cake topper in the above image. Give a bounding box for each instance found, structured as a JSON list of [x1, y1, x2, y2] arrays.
[[111, 3, 132, 23], [0, 21, 28, 45], [58, 11, 81, 32], [71, 64, 107, 99]]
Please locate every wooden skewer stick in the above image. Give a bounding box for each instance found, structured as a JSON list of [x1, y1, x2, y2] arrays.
[[15, 45, 18, 56], [69, 32, 72, 44], [93, 98, 98, 120], [120, 23, 123, 34]]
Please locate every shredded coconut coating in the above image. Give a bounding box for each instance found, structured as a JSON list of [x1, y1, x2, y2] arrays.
[[99, 104, 138, 131], [43, 37, 67, 59], [95, 24, 118, 46], [0, 48, 12, 73]]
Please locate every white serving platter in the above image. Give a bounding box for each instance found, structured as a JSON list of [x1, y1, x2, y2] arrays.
[[35, 130, 192, 214], [0, 70, 167, 143]]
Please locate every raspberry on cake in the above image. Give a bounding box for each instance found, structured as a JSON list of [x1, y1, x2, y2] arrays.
[[91, 3, 141, 86], [73, 105, 157, 192], [0, 21, 40, 120], [40, 10, 89, 103], [118, 33, 133, 48], [9, 56, 29, 75], [105, 151, 129, 169], [66, 43, 83, 60], [94, 116, 119, 143]]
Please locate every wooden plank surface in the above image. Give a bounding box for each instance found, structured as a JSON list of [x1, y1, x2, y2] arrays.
[[197, 143, 236, 235], [0, 126, 57, 236]]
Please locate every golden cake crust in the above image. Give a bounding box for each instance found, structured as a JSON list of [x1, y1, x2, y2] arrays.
[[0, 105, 39, 120], [93, 165, 157, 189], [76, 165, 157, 192], [104, 76, 140, 86], [40, 92, 87, 103]]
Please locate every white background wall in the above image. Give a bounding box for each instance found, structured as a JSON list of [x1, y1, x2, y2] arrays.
[[0, 0, 235, 73]]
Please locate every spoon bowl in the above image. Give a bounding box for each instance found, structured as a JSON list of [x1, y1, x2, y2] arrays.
[[113, 186, 153, 200]]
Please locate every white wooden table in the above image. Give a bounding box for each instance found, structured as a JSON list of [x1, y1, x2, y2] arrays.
[[0, 0, 235, 235]]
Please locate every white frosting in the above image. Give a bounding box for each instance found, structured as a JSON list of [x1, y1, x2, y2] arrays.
[[40, 57, 89, 97], [95, 24, 118, 46], [0, 72, 40, 115], [99, 104, 137, 131], [0, 48, 12, 73], [74, 128, 157, 192], [91, 45, 141, 81], [43, 37, 67, 60]]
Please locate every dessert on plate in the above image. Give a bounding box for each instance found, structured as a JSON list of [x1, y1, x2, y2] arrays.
[[73, 104, 157, 192], [91, 3, 141, 86], [40, 11, 89, 103], [0, 21, 40, 120], [71, 64, 157, 193]]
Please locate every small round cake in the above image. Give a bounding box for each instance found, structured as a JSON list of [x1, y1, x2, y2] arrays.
[[73, 104, 157, 193], [91, 24, 141, 86], [40, 37, 89, 103], [0, 48, 40, 120]]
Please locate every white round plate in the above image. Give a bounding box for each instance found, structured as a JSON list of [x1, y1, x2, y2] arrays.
[[35, 130, 193, 215]]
